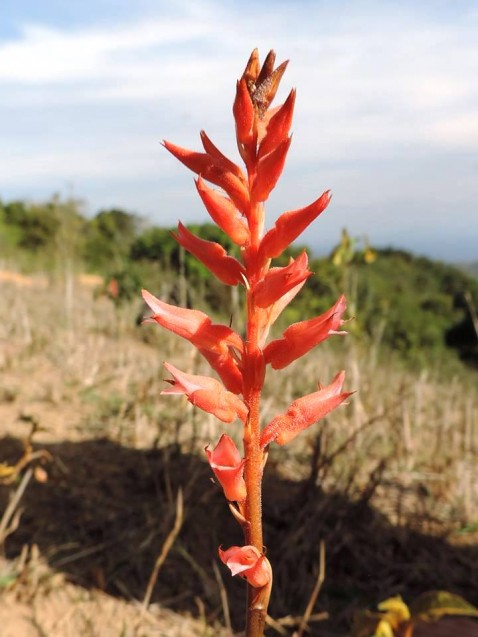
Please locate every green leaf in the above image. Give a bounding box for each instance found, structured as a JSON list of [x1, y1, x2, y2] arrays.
[[409, 590, 478, 620]]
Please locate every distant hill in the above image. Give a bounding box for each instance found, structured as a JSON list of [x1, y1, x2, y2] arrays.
[[1, 195, 477, 368], [458, 261, 478, 278], [293, 246, 478, 367]]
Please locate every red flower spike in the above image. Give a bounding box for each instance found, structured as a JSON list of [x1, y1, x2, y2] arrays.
[[173, 222, 246, 286], [253, 251, 311, 308], [206, 434, 247, 501], [258, 88, 296, 159], [162, 362, 248, 423], [264, 295, 347, 369], [142, 289, 243, 393], [152, 51, 351, 633], [195, 177, 250, 246], [260, 190, 332, 259], [252, 136, 292, 202], [233, 78, 255, 146], [219, 545, 272, 588], [260, 371, 351, 447]]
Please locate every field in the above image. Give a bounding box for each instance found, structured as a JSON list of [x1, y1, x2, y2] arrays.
[[1, 275, 477, 636]]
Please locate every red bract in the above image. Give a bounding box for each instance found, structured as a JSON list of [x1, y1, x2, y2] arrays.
[[195, 177, 250, 246], [142, 289, 243, 394], [259, 190, 332, 259], [233, 77, 255, 148], [206, 434, 247, 502], [142, 289, 243, 351], [199, 348, 243, 396], [252, 136, 292, 202], [172, 222, 246, 286], [253, 251, 311, 308], [200, 130, 245, 181], [264, 295, 347, 369], [258, 88, 296, 159], [219, 545, 272, 587], [162, 363, 248, 424], [260, 371, 352, 447], [163, 139, 249, 214], [255, 273, 310, 347]]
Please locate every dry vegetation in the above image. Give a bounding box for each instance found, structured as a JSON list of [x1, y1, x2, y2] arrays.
[[0, 275, 477, 636]]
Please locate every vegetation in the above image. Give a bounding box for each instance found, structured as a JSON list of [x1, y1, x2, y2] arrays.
[[0, 258, 477, 636], [1, 194, 477, 635], [1, 195, 477, 368]]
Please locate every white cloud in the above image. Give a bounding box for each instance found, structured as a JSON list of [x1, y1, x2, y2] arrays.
[[0, 18, 214, 83], [0, 140, 174, 185], [426, 113, 478, 149], [0, 1, 477, 259]]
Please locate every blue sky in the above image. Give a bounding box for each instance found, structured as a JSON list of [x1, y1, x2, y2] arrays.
[[1, 1, 477, 262]]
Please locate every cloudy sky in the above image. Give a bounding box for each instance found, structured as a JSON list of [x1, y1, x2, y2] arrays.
[[1, 0, 477, 262]]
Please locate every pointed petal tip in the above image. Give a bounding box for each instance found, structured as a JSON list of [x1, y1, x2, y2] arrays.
[[141, 288, 154, 303]]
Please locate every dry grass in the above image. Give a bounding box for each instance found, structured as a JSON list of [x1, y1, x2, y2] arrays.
[[0, 276, 477, 635]]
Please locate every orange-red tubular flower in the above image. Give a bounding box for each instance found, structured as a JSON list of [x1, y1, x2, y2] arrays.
[[255, 275, 309, 347], [219, 545, 272, 588], [260, 371, 351, 447], [258, 88, 296, 159], [252, 136, 292, 202], [200, 130, 246, 182], [233, 77, 255, 147], [162, 140, 250, 214], [162, 141, 215, 177], [253, 251, 311, 308], [172, 222, 246, 286], [206, 434, 247, 501], [142, 289, 242, 350], [195, 177, 250, 246], [162, 363, 248, 424], [259, 190, 332, 259], [199, 348, 243, 396], [204, 164, 250, 216], [264, 295, 347, 369], [142, 289, 243, 394]]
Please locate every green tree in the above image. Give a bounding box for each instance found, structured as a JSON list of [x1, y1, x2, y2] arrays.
[[84, 208, 141, 271]]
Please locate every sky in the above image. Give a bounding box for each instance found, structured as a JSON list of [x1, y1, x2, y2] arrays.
[[1, 0, 477, 262]]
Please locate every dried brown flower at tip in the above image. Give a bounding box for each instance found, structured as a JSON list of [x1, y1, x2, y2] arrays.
[[241, 49, 289, 118], [256, 50, 276, 86], [242, 48, 260, 86]]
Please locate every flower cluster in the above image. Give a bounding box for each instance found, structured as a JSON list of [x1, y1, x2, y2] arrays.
[[143, 49, 350, 633]]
